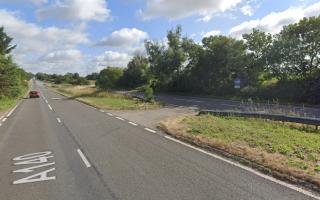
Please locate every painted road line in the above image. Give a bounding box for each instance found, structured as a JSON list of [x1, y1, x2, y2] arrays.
[[100, 110, 105, 113], [0, 123, 2, 127], [128, 122, 138, 126], [77, 149, 91, 168], [164, 135, 320, 200], [107, 113, 113, 116], [6, 104, 19, 117], [2, 118, 7, 122], [48, 104, 53, 110], [45, 100, 48, 103], [116, 117, 124, 121], [144, 128, 156, 133], [56, 118, 61, 123]]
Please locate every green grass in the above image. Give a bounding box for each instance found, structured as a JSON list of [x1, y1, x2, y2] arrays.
[[159, 114, 320, 185], [184, 115, 320, 162], [0, 97, 16, 112], [0, 84, 29, 112], [81, 96, 158, 110], [51, 84, 161, 110]]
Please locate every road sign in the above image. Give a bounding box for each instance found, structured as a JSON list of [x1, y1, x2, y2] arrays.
[[234, 78, 241, 89]]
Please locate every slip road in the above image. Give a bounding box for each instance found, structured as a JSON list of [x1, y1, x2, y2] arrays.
[[0, 81, 318, 200]]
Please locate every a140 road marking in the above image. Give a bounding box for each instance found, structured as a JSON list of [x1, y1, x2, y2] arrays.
[[12, 151, 56, 185]]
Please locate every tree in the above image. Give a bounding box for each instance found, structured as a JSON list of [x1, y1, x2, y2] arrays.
[[145, 26, 186, 89], [242, 29, 273, 83], [0, 27, 16, 55], [86, 72, 99, 80], [96, 67, 123, 90], [120, 56, 150, 88], [194, 35, 249, 94], [270, 16, 320, 80]]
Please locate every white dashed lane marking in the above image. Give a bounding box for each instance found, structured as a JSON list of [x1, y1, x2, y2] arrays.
[[48, 104, 53, 110], [128, 122, 138, 126], [2, 118, 7, 122], [107, 113, 113, 116], [116, 117, 124, 121], [77, 149, 91, 168], [144, 128, 156, 133], [56, 118, 61, 123]]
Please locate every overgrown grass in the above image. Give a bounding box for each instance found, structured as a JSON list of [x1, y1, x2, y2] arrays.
[[159, 114, 320, 187], [51, 84, 161, 110], [0, 83, 29, 112], [0, 97, 16, 112]]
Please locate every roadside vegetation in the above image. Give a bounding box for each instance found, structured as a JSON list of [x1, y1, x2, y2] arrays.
[[50, 84, 160, 110], [37, 16, 320, 105], [0, 27, 32, 112], [160, 114, 320, 187]]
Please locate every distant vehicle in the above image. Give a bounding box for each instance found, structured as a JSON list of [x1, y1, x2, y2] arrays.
[[29, 91, 40, 98]]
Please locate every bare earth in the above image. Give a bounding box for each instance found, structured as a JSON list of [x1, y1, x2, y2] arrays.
[[112, 105, 197, 129]]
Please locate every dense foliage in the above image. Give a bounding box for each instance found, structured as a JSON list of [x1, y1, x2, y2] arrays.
[[0, 27, 32, 99], [90, 16, 320, 104], [95, 67, 123, 90], [36, 72, 89, 85]]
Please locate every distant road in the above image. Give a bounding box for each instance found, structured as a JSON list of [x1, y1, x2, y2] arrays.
[[136, 93, 320, 118], [0, 81, 318, 200]]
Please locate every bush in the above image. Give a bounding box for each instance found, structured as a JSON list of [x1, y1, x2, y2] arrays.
[[144, 85, 154, 102]]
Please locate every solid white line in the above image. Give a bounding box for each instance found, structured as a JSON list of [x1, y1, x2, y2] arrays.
[[56, 118, 61, 123], [107, 113, 113, 116], [116, 117, 124, 121], [48, 104, 53, 110], [144, 128, 156, 133], [128, 122, 138, 126], [6, 104, 18, 117], [2, 118, 7, 122], [164, 135, 320, 200], [77, 149, 91, 168]]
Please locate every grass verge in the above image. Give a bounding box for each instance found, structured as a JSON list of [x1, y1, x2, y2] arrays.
[[0, 82, 30, 112], [159, 114, 320, 190], [49, 84, 161, 110], [0, 97, 16, 112]]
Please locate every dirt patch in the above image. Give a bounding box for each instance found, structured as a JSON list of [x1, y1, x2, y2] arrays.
[[112, 106, 197, 128], [158, 116, 320, 192]]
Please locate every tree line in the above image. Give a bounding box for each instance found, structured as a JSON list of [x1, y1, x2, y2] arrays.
[[0, 27, 32, 99], [93, 15, 320, 104], [35, 72, 89, 85]]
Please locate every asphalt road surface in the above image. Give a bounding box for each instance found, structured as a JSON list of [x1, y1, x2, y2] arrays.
[[131, 92, 320, 118], [0, 81, 319, 200]]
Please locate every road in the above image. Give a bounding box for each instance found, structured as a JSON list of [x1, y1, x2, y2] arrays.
[[0, 81, 318, 200], [131, 93, 320, 118]]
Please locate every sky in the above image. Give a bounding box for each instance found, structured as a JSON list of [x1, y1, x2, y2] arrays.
[[0, 0, 319, 75]]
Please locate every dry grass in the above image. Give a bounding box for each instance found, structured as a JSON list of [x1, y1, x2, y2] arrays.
[[159, 115, 320, 188], [50, 84, 161, 110]]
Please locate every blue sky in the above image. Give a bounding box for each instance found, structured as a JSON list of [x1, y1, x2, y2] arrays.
[[0, 0, 319, 75]]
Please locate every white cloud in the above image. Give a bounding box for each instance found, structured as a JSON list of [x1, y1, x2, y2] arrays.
[[36, 0, 110, 22], [0, 0, 48, 5], [40, 49, 83, 63], [230, 2, 320, 38], [96, 28, 148, 47], [201, 30, 221, 38], [0, 9, 89, 74], [94, 51, 132, 69], [140, 0, 244, 22], [240, 5, 253, 16]]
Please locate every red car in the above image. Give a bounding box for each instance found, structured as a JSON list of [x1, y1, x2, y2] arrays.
[[29, 91, 40, 98]]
